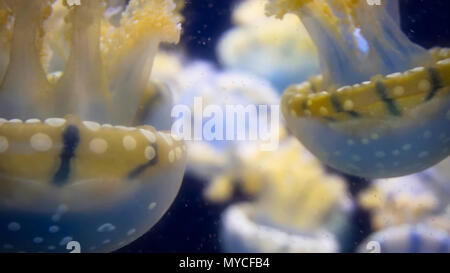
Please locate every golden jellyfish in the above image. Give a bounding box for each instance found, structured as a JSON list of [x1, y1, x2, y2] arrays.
[[217, 0, 320, 91], [0, 0, 186, 253], [219, 138, 352, 253], [266, 0, 450, 178]]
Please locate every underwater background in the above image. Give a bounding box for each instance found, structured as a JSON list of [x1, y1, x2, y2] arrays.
[[0, 0, 449, 254], [115, 0, 450, 253]]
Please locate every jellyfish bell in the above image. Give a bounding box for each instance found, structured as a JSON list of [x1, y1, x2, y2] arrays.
[[0, 0, 186, 253], [357, 224, 450, 253], [217, 0, 320, 92], [173, 66, 280, 181], [219, 138, 352, 253], [221, 203, 339, 253], [266, 0, 450, 178]]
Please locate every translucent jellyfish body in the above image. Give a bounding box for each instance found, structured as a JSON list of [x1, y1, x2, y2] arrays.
[[217, 0, 319, 91], [359, 175, 440, 230], [267, 0, 450, 178], [219, 138, 352, 252], [171, 64, 280, 182], [359, 171, 450, 252], [0, 0, 186, 253], [221, 203, 339, 253], [358, 224, 450, 253]]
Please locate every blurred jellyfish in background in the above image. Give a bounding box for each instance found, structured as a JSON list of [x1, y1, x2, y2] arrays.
[[217, 0, 319, 92], [358, 162, 450, 252], [267, 0, 450, 178], [424, 158, 450, 237], [161, 60, 281, 183], [218, 138, 353, 253], [0, 0, 187, 253], [358, 224, 450, 253], [359, 175, 439, 230]]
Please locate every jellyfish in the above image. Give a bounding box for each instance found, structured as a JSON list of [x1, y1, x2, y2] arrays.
[[358, 224, 450, 253], [219, 138, 352, 253], [359, 175, 440, 230], [217, 0, 319, 92], [221, 203, 339, 253], [171, 64, 280, 183], [425, 157, 450, 187], [359, 168, 450, 252], [0, 0, 186, 253], [266, 0, 450, 178]]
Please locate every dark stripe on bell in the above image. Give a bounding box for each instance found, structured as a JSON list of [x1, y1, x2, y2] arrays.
[[323, 116, 337, 122], [330, 92, 360, 118], [330, 93, 344, 112], [424, 67, 443, 102], [375, 81, 402, 116], [52, 125, 80, 186], [347, 110, 361, 118], [127, 144, 159, 179]]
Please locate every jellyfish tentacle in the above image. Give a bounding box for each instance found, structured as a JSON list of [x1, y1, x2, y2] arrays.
[[268, 0, 433, 87], [53, 0, 112, 123], [0, 1, 12, 83], [0, 0, 53, 119]]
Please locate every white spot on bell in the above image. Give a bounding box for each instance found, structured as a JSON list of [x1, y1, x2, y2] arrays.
[[144, 146, 156, 160], [30, 133, 53, 152], [33, 237, 44, 244], [140, 129, 156, 143], [343, 100, 354, 111], [83, 121, 101, 132], [8, 222, 21, 231], [418, 79, 431, 92], [0, 136, 8, 153], [45, 118, 66, 127], [89, 138, 108, 154], [127, 229, 136, 236], [123, 135, 137, 151], [8, 119, 22, 124], [97, 223, 116, 233], [148, 202, 157, 210], [25, 119, 41, 124], [49, 225, 60, 233]]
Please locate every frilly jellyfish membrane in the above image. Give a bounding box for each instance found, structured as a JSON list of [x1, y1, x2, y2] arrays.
[[267, 0, 450, 178], [0, 0, 186, 253]]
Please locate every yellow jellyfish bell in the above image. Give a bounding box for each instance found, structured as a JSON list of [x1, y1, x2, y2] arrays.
[[267, 0, 450, 178], [0, 0, 186, 253]]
